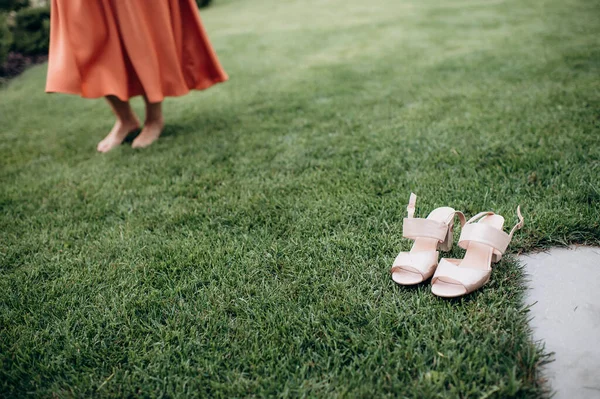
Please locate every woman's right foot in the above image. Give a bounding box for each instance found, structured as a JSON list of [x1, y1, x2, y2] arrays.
[[131, 118, 165, 149], [97, 119, 140, 153]]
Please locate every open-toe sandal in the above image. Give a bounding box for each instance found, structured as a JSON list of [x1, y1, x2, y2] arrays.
[[391, 193, 466, 285], [431, 206, 524, 298]]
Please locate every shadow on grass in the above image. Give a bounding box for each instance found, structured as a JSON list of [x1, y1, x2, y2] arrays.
[[393, 278, 482, 304], [158, 123, 188, 139], [120, 123, 202, 144], [123, 128, 142, 143]]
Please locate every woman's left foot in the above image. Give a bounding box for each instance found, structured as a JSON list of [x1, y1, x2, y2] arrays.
[[132, 119, 165, 149]]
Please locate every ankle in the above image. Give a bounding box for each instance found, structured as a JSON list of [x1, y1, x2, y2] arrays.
[[118, 117, 140, 128], [145, 117, 164, 127]]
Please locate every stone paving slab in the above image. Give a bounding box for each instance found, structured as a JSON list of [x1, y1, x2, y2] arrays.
[[520, 246, 600, 399]]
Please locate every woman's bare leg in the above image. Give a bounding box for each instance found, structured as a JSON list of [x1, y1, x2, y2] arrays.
[[132, 97, 164, 149], [97, 96, 141, 153]]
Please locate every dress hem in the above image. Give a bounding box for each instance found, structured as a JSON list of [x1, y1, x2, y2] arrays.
[[45, 75, 228, 103]]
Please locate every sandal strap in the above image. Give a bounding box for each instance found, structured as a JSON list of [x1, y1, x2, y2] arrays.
[[465, 211, 495, 225], [403, 218, 448, 241], [403, 192, 466, 241], [508, 206, 525, 240], [432, 258, 491, 289], [404, 193, 447, 241], [458, 206, 524, 255], [454, 211, 467, 228], [406, 192, 417, 219], [458, 224, 510, 254], [391, 250, 439, 275]]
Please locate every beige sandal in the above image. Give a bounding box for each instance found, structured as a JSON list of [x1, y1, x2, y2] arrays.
[[391, 193, 465, 285], [431, 207, 524, 298]]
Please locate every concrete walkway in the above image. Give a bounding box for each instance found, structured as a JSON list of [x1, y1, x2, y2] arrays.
[[520, 246, 600, 399]]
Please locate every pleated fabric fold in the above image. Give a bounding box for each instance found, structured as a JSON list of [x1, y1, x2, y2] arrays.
[[46, 0, 228, 102]]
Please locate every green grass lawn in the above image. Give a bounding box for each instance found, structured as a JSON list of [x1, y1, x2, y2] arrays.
[[1, 0, 599, 397]]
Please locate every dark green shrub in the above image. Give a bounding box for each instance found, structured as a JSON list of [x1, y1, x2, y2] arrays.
[[10, 6, 49, 56], [196, 0, 212, 8], [0, 0, 29, 12], [0, 13, 11, 65]]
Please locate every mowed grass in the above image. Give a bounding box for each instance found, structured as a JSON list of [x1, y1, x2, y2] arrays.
[[1, 0, 599, 397]]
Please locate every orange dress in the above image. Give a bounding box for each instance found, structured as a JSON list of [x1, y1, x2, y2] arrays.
[[45, 0, 228, 103]]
